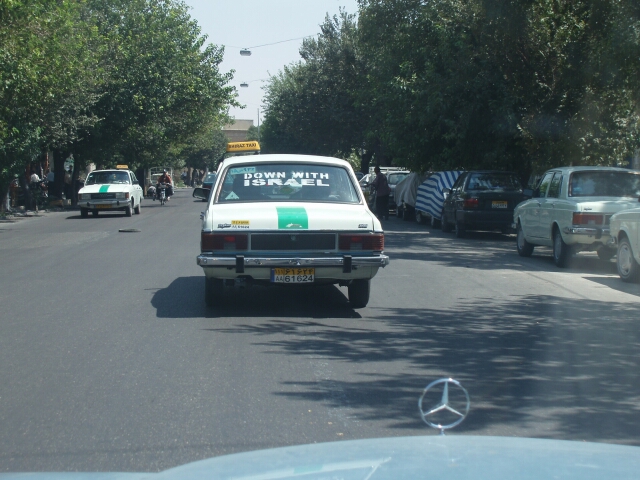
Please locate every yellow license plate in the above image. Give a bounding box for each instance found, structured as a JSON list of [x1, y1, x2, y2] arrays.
[[492, 201, 508, 209], [95, 204, 112, 209], [271, 268, 315, 283]]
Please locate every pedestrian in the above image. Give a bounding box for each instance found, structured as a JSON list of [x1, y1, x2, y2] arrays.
[[30, 170, 41, 185], [371, 166, 390, 220]]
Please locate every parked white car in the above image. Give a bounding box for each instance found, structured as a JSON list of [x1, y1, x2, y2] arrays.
[[513, 166, 640, 267], [609, 207, 640, 282], [77, 167, 143, 218], [195, 154, 390, 308]]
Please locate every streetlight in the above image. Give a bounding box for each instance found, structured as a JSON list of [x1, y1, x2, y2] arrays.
[[239, 79, 266, 88], [240, 48, 251, 56]]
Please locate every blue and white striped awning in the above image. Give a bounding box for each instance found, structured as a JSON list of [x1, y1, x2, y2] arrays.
[[416, 171, 463, 219]]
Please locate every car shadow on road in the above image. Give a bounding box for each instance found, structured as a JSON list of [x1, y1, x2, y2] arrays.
[[151, 275, 362, 319], [385, 226, 620, 276], [205, 293, 640, 445]]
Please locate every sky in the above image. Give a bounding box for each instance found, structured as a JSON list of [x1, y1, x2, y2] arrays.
[[183, 0, 360, 127]]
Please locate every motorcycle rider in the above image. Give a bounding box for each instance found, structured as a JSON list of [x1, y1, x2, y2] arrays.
[[155, 169, 173, 201]]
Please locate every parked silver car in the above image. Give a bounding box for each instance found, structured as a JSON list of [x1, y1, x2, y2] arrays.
[[513, 166, 640, 267]]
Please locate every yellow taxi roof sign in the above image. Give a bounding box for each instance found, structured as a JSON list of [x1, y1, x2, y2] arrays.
[[226, 141, 260, 153], [116, 164, 129, 170]]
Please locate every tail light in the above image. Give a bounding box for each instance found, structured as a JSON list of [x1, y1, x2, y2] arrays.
[[201, 232, 248, 251], [339, 233, 384, 251], [573, 213, 604, 226], [463, 197, 479, 209]]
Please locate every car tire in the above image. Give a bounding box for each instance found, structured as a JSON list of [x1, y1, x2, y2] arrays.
[[125, 201, 133, 217], [348, 279, 370, 308], [516, 222, 534, 257], [204, 277, 224, 307], [455, 219, 466, 238], [80, 208, 88, 218], [553, 227, 572, 268], [441, 212, 452, 233], [596, 246, 615, 261], [134, 199, 141, 214], [92, 210, 98, 217], [617, 236, 640, 283], [415, 210, 426, 224]]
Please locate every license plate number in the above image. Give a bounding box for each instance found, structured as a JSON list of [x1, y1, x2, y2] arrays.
[[492, 201, 508, 209], [96, 204, 112, 209], [271, 268, 315, 283]]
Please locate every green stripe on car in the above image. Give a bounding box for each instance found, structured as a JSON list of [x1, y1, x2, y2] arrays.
[[99, 185, 110, 193], [277, 207, 308, 229]]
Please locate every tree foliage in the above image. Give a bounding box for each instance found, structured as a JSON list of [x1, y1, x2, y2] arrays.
[[0, 0, 238, 211], [260, 0, 640, 178]]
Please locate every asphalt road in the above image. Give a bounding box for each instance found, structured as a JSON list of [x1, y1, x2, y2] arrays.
[[1, 189, 639, 472]]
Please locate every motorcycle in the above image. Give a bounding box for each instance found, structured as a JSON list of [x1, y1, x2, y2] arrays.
[[157, 183, 168, 206]]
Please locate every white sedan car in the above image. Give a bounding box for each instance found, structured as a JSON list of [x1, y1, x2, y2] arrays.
[[77, 168, 144, 217], [609, 207, 640, 282], [195, 154, 390, 308], [513, 166, 640, 267]]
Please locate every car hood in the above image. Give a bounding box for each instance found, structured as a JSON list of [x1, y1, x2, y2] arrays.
[[2, 436, 639, 479], [78, 184, 130, 194], [205, 202, 381, 232]]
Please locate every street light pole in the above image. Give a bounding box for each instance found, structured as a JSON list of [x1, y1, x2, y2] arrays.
[[257, 108, 260, 142]]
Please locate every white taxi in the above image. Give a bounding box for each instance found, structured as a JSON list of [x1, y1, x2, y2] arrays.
[[195, 154, 390, 308], [609, 207, 640, 282], [513, 166, 640, 267], [77, 167, 144, 218]]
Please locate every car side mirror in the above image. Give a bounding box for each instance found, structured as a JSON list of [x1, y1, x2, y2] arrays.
[[442, 188, 451, 197], [523, 188, 533, 198], [193, 187, 210, 200]]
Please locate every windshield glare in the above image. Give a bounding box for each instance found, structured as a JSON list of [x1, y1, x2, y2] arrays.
[[85, 171, 130, 185], [215, 163, 360, 203], [467, 173, 522, 191], [387, 173, 409, 185], [569, 171, 640, 197]]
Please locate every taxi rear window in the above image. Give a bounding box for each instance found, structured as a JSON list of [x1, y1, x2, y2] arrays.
[[215, 163, 360, 204], [569, 171, 640, 197]]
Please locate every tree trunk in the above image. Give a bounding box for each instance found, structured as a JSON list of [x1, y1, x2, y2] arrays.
[[51, 149, 67, 199], [361, 150, 373, 175], [0, 177, 12, 213]]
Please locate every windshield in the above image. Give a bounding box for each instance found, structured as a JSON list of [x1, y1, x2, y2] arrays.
[[387, 173, 409, 185], [215, 163, 360, 204], [467, 172, 522, 191], [569, 171, 640, 197], [85, 171, 130, 185]]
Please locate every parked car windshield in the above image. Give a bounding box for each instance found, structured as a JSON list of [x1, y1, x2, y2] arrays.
[[569, 171, 640, 197], [215, 163, 360, 204], [85, 171, 130, 185], [387, 172, 410, 185], [467, 172, 522, 191]]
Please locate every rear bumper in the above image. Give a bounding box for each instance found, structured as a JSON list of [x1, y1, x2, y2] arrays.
[[197, 254, 389, 269], [456, 210, 514, 228], [563, 226, 610, 238]]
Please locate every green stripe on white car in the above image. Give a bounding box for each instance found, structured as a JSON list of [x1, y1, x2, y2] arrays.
[[277, 207, 308, 229]]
